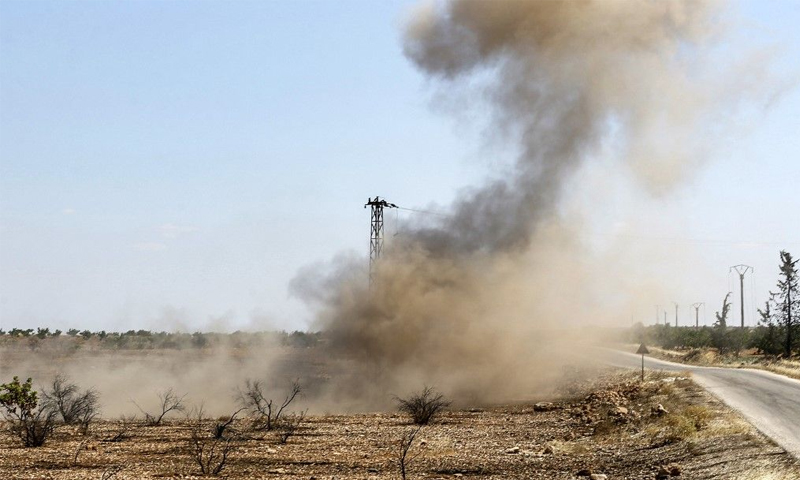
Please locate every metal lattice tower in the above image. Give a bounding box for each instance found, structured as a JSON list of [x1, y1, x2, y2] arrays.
[[365, 196, 397, 288], [730, 264, 753, 328]]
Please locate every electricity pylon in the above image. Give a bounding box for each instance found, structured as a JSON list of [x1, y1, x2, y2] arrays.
[[730, 264, 753, 328], [365, 196, 397, 288], [673, 302, 679, 328], [692, 302, 704, 328]]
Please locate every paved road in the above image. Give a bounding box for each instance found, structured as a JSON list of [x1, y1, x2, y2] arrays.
[[599, 348, 800, 459]]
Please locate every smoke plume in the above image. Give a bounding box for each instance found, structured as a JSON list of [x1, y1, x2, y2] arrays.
[[292, 0, 769, 408]]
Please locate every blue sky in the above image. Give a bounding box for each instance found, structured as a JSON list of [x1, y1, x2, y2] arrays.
[[1, 0, 798, 332]]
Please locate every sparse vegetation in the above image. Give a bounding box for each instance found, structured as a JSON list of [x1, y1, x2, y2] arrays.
[[43, 374, 100, 434], [213, 408, 245, 439], [189, 405, 237, 476], [239, 379, 301, 432], [134, 388, 186, 426], [395, 386, 451, 425], [0, 328, 323, 351], [0, 367, 797, 479], [71, 437, 90, 466], [629, 250, 799, 363], [276, 410, 306, 444], [395, 426, 423, 480], [102, 415, 138, 443], [0, 376, 58, 447]]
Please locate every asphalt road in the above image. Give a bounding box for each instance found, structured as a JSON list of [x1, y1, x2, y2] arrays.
[[600, 348, 800, 459]]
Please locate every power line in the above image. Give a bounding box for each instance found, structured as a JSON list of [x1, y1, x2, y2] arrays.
[[396, 206, 450, 217], [394, 206, 797, 247]]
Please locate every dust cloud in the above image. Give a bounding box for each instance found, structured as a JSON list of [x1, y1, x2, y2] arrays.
[[292, 0, 769, 408], [0, 1, 773, 416], [0, 336, 297, 418]]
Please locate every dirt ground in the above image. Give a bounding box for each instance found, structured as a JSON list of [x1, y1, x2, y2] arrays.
[[2, 369, 799, 480]]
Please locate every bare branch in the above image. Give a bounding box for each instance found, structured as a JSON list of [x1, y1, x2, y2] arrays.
[[395, 426, 424, 480], [133, 388, 186, 426]]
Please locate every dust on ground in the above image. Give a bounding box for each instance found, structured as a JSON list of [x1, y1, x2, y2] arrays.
[[1, 369, 798, 480]]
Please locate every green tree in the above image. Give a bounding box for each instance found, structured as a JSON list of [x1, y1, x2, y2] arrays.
[[712, 292, 732, 354], [773, 251, 798, 357], [10, 328, 34, 337], [755, 300, 783, 355], [192, 332, 209, 349], [0, 377, 57, 447]]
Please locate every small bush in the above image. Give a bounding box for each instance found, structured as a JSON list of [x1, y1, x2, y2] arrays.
[[213, 408, 245, 439], [102, 415, 138, 443], [0, 376, 58, 447], [276, 410, 306, 444], [189, 406, 237, 476], [395, 386, 451, 425], [134, 388, 186, 426], [663, 413, 697, 442], [43, 374, 100, 434], [395, 426, 423, 480], [683, 405, 712, 430], [238, 379, 301, 432]]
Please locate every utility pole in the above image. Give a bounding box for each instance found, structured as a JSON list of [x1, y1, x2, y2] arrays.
[[730, 265, 753, 328], [673, 302, 679, 328], [692, 302, 704, 328], [663, 310, 667, 326], [365, 196, 397, 288]]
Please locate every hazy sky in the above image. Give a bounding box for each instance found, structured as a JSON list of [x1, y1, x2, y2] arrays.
[[1, 0, 798, 333]]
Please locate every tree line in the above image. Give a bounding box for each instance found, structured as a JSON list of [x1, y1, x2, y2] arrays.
[[634, 250, 798, 357], [0, 329, 322, 350]]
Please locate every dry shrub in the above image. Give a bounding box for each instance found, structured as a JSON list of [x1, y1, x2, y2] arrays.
[[238, 379, 301, 432], [213, 408, 245, 439], [683, 405, 712, 430], [662, 413, 697, 442], [276, 410, 306, 444], [43, 374, 100, 434], [395, 386, 450, 425], [102, 415, 137, 443], [395, 426, 423, 480], [134, 388, 186, 426], [189, 405, 237, 476]]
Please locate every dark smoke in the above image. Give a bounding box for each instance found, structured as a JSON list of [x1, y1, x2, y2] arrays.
[[293, 0, 768, 408], [404, 0, 718, 253]]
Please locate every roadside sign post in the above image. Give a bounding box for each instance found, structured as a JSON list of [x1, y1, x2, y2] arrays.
[[636, 343, 650, 382]]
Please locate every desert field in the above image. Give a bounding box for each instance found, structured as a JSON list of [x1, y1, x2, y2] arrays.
[[2, 338, 799, 480]]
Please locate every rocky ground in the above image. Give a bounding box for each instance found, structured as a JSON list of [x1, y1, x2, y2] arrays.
[[1, 369, 798, 480]]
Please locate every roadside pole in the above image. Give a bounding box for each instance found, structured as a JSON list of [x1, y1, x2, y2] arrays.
[[637, 343, 650, 382]]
